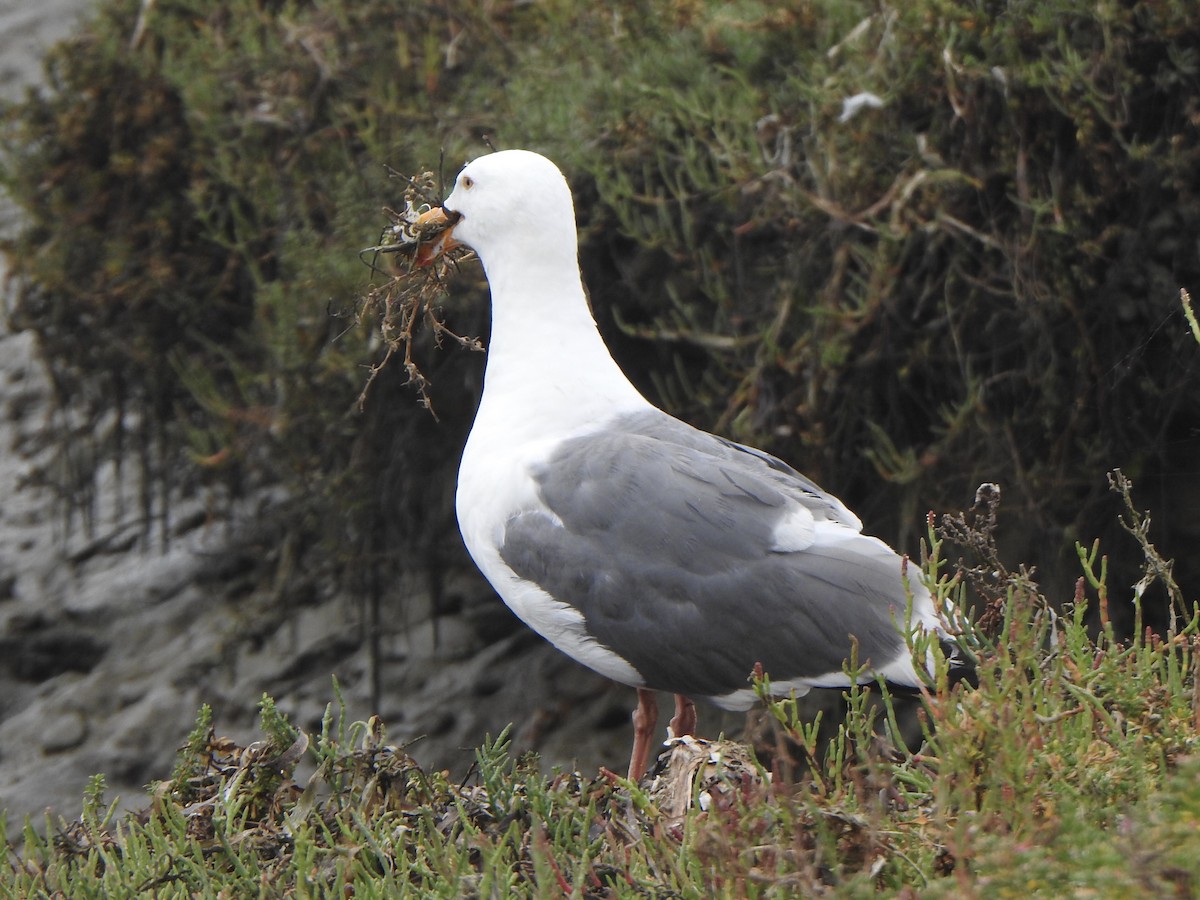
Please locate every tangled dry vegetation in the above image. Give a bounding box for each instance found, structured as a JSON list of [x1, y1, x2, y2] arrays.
[[355, 168, 479, 412]]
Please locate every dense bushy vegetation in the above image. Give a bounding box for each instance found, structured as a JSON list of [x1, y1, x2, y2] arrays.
[[2, 0, 1198, 620], [5, 512, 1198, 895]]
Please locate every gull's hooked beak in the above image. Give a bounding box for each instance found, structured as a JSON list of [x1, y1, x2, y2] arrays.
[[414, 206, 463, 267]]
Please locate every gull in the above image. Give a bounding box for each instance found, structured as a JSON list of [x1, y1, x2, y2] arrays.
[[417, 149, 954, 781]]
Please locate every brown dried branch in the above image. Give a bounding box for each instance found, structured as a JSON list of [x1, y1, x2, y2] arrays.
[[1108, 468, 1188, 629], [936, 482, 1043, 636]]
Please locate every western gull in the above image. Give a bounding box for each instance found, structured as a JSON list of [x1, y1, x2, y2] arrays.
[[417, 149, 954, 781]]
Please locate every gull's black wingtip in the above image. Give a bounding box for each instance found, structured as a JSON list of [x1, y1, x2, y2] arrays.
[[942, 637, 980, 690]]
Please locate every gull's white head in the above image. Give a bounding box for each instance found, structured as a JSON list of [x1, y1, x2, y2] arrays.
[[419, 150, 579, 273]]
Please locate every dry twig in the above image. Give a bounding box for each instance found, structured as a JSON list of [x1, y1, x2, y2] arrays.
[[355, 168, 482, 413]]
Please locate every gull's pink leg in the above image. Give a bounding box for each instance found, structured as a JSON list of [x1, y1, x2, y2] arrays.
[[629, 688, 659, 781], [670, 694, 697, 738]]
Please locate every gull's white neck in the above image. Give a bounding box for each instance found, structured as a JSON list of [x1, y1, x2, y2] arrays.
[[472, 249, 648, 442]]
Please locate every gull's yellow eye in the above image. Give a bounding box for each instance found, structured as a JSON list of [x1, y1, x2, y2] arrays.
[[462, 175, 475, 189]]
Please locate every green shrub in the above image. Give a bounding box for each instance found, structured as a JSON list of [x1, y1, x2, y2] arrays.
[[5, 508, 1197, 894]]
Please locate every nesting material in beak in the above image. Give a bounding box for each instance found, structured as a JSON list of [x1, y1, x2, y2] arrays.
[[414, 207, 462, 267]]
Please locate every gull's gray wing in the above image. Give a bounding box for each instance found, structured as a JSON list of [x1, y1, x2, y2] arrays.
[[498, 410, 924, 700]]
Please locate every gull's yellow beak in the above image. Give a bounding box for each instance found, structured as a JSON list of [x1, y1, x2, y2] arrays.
[[414, 207, 462, 267]]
